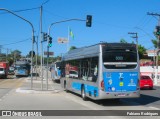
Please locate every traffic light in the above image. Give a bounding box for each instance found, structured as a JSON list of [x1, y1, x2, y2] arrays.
[[43, 33, 48, 41], [86, 15, 92, 27], [155, 26, 160, 36], [48, 36, 52, 47], [29, 51, 35, 57]]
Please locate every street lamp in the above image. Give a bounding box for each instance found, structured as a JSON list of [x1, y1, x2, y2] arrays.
[[0, 8, 35, 89]]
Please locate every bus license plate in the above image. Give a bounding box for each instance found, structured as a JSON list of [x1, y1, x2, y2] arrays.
[[144, 85, 149, 86]]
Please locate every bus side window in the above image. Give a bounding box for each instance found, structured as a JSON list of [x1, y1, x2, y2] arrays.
[[91, 57, 98, 82]]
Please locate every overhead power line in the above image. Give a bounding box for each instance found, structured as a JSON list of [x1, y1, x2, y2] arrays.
[[41, 0, 50, 6], [0, 7, 40, 15], [2, 38, 31, 46]]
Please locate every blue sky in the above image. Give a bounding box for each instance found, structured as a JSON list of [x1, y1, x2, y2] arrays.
[[0, 0, 160, 56]]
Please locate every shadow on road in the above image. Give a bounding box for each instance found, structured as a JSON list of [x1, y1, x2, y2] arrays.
[[65, 88, 160, 107], [124, 94, 160, 106]]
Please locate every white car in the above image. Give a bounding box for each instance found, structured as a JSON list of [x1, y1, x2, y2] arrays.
[[69, 70, 78, 78]]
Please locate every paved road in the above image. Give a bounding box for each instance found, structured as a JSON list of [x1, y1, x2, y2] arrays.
[[123, 86, 160, 110], [0, 77, 160, 119], [0, 78, 24, 99]]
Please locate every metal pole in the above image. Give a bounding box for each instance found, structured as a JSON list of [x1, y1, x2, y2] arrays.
[[47, 18, 86, 89], [67, 26, 70, 51], [46, 45, 49, 90], [36, 36, 38, 80], [6, 48, 8, 62], [136, 33, 138, 50], [40, 6, 43, 90], [31, 36, 35, 89], [48, 19, 85, 36], [147, 12, 160, 85], [155, 35, 160, 85]]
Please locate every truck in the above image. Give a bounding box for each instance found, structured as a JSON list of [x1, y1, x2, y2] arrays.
[[0, 62, 9, 78]]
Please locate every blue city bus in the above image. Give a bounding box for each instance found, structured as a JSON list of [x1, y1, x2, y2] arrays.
[[61, 43, 140, 100], [14, 61, 30, 77]]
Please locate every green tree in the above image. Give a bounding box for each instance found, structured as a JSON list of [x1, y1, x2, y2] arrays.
[[7, 56, 14, 66], [69, 46, 77, 51], [10, 50, 22, 63], [0, 53, 6, 62], [151, 39, 157, 48], [151, 30, 160, 49], [138, 45, 146, 59], [120, 39, 127, 43]]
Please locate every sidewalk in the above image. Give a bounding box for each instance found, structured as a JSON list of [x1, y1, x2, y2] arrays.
[[16, 76, 63, 94], [154, 80, 160, 87]]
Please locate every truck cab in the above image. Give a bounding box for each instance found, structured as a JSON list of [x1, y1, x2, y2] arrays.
[[0, 62, 9, 78]]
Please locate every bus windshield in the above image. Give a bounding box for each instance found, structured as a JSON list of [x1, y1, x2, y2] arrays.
[[103, 49, 137, 69], [15, 66, 27, 70]]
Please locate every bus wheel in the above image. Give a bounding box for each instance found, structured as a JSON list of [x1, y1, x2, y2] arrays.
[[81, 86, 87, 101]]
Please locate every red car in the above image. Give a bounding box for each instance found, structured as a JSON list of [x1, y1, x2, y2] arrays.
[[140, 75, 153, 90]]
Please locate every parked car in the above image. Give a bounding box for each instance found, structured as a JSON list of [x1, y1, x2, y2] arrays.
[[140, 75, 153, 90], [69, 70, 78, 78]]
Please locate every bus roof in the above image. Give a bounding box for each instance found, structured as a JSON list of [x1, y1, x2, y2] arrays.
[[62, 43, 136, 61], [15, 60, 30, 65], [62, 43, 100, 61]]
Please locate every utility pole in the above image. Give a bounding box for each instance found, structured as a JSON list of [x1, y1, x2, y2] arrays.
[[147, 12, 160, 85], [40, 6, 44, 90], [6, 48, 8, 62], [40, 0, 50, 90], [36, 36, 38, 80], [0, 45, 2, 54], [128, 32, 138, 48]]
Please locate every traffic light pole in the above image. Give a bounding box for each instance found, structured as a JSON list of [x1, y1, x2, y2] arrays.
[[40, 6, 44, 90], [46, 18, 85, 90], [0, 8, 35, 89], [155, 36, 160, 85], [46, 45, 49, 90], [46, 17, 92, 90], [148, 12, 160, 85], [48, 19, 85, 36]]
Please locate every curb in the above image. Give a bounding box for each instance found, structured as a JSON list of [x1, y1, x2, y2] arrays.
[[16, 88, 62, 94]]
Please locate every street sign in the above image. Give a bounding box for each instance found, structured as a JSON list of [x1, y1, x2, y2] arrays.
[[44, 52, 54, 56], [148, 53, 157, 57], [57, 37, 68, 43]]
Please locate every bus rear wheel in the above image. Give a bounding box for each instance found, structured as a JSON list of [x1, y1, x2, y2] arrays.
[[81, 86, 87, 101]]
